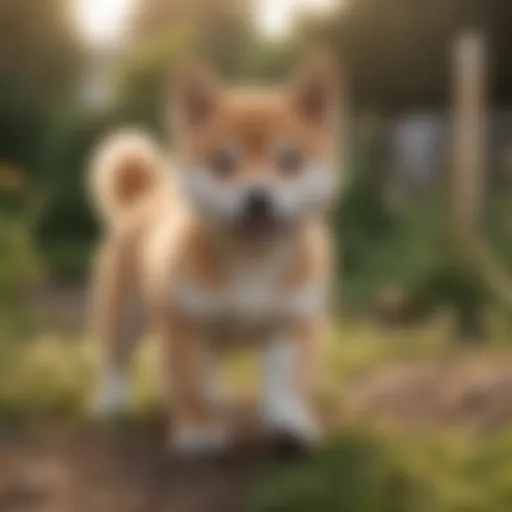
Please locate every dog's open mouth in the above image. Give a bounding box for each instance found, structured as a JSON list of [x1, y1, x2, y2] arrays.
[[236, 211, 282, 243]]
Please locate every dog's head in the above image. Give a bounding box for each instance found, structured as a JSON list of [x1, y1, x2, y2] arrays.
[[172, 52, 341, 245]]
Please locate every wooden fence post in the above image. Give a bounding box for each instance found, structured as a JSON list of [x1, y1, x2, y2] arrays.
[[450, 32, 488, 340], [452, 32, 486, 241]]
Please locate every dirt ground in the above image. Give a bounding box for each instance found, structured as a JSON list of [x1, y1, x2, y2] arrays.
[[0, 415, 269, 512]]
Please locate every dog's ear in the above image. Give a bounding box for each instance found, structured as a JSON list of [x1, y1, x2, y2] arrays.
[[171, 58, 221, 130], [289, 49, 339, 125]]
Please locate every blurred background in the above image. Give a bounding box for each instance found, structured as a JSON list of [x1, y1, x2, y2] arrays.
[[2, 1, 512, 511]]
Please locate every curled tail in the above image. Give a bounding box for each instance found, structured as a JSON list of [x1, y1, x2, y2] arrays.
[[89, 129, 164, 226]]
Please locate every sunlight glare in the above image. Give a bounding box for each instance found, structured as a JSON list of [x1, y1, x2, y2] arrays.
[[256, 0, 340, 39], [74, 0, 134, 48]]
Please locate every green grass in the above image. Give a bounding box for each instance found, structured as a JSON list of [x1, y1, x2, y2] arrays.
[[3, 319, 512, 510], [248, 426, 512, 512], [0, 315, 459, 422]]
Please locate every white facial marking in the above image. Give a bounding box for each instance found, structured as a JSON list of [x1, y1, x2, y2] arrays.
[[180, 159, 335, 225], [180, 167, 243, 221], [274, 163, 335, 220], [261, 336, 319, 442]]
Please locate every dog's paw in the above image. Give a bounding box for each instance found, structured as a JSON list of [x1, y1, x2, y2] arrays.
[[262, 398, 320, 448], [171, 423, 230, 456], [91, 371, 130, 418]]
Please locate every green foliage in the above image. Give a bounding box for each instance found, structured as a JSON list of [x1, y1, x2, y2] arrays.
[[115, 0, 257, 131], [0, 0, 83, 169], [484, 190, 512, 276], [247, 417, 512, 511], [0, 78, 48, 169], [32, 109, 117, 278], [248, 432, 433, 512], [0, 212, 41, 337], [235, 40, 303, 83], [338, 120, 394, 283], [0, 0, 92, 279], [0, 216, 40, 296], [0, 337, 94, 423], [339, 120, 491, 329], [115, 27, 196, 129]]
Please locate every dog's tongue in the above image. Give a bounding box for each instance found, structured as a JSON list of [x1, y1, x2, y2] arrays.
[[240, 213, 277, 242]]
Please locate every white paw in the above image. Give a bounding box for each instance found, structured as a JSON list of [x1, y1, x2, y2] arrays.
[[92, 371, 130, 417], [262, 338, 320, 444], [262, 398, 319, 444], [171, 424, 230, 455]]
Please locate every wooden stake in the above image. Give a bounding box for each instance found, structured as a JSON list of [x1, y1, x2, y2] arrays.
[[452, 32, 486, 240]]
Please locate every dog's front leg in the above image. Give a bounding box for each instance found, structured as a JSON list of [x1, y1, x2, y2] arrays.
[[160, 311, 228, 455], [262, 320, 324, 446]]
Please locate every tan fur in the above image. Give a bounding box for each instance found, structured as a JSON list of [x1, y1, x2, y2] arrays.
[[90, 53, 340, 450]]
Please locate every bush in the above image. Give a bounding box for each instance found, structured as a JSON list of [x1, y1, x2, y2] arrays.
[[31, 109, 118, 279], [247, 432, 434, 512], [339, 120, 492, 328], [0, 212, 41, 337]]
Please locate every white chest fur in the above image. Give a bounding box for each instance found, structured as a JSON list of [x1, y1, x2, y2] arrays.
[[170, 251, 326, 323]]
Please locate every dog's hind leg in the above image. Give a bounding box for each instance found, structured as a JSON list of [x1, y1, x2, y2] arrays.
[[90, 236, 144, 416]]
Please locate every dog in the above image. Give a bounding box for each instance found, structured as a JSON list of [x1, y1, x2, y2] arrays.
[[88, 51, 341, 454]]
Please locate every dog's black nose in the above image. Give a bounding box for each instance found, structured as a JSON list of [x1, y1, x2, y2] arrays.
[[244, 188, 272, 218]]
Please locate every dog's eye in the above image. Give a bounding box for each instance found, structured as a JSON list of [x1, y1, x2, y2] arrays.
[[277, 146, 303, 176], [211, 146, 239, 177]]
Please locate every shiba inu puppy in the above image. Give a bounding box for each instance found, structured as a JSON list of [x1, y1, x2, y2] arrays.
[[89, 51, 340, 454]]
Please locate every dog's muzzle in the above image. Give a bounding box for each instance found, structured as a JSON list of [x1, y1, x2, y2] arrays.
[[236, 187, 282, 242]]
